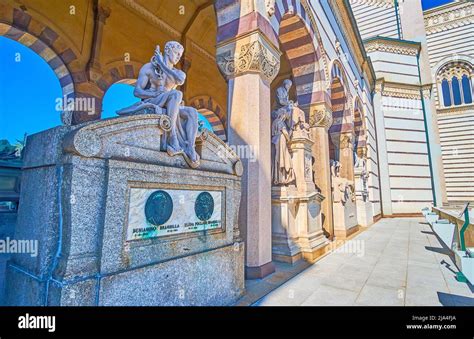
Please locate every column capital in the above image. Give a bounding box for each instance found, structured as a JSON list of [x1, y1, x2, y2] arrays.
[[216, 31, 281, 84], [331, 132, 354, 151], [307, 102, 333, 130]]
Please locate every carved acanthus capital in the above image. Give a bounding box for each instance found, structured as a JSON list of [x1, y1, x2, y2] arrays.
[[217, 37, 281, 84], [309, 108, 333, 130], [339, 133, 354, 150]]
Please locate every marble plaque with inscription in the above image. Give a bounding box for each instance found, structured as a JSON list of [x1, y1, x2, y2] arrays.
[[126, 188, 223, 241]]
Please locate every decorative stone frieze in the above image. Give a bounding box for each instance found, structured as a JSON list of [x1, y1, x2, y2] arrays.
[[364, 39, 420, 56], [217, 34, 281, 84], [309, 108, 333, 130], [424, 2, 474, 35]]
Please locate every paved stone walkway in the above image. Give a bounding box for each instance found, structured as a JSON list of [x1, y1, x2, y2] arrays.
[[255, 218, 474, 306]]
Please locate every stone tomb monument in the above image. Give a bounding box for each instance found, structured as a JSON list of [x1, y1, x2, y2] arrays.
[[271, 80, 328, 263], [6, 41, 244, 306]]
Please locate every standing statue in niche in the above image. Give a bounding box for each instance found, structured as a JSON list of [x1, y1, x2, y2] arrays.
[[271, 79, 313, 186], [116, 41, 200, 168], [354, 152, 369, 202], [272, 109, 295, 185], [331, 159, 355, 204], [273, 79, 310, 136]]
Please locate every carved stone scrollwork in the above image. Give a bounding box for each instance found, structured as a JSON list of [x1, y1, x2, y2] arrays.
[[309, 109, 333, 130], [339, 133, 354, 150], [217, 40, 280, 84]]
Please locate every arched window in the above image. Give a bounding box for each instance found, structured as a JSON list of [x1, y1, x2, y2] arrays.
[[437, 62, 473, 107], [452, 77, 462, 106], [441, 79, 452, 107], [462, 74, 473, 104]]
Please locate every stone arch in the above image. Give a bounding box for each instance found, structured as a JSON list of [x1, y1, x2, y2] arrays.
[[189, 95, 227, 141], [329, 59, 352, 136], [0, 5, 112, 124], [272, 0, 328, 107], [353, 97, 367, 157], [95, 61, 142, 93], [0, 20, 76, 122]]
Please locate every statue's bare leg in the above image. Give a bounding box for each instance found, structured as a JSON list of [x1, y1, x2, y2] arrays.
[[166, 90, 183, 155], [179, 107, 200, 163]]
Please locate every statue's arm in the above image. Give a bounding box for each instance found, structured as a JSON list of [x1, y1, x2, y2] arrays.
[[133, 66, 156, 99], [156, 58, 186, 86]]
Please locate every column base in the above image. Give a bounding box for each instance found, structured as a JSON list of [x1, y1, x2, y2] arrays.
[[334, 225, 360, 239], [245, 261, 275, 279], [301, 242, 331, 262], [333, 201, 358, 239], [356, 200, 374, 227], [273, 252, 302, 264]]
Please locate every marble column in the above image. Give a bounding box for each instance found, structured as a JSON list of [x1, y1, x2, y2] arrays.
[[308, 104, 334, 239], [373, 81, 393, 216], [338, 132, 355, 182], [217, 32, 281, 279]]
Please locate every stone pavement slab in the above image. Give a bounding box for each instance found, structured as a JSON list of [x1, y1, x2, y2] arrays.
[[255, 218, 474, 306]]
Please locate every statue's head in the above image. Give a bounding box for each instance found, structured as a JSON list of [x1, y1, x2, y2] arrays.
[[163, 41, 184, 65], [283, 79, 292, 91]]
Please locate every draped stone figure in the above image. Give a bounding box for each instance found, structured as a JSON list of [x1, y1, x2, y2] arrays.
[[331, 160, 355, 204], [117, 41, 200, 168], [272, 109, 295, 185], [354, 152, 369, 202]]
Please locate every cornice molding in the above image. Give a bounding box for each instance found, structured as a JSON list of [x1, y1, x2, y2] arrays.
[[364, 38, 420, 56], [375, 80, 426, 100], [424, 2, 474, 35], [438, 103, 474, 116]]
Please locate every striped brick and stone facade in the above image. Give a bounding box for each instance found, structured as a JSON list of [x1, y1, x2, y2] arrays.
[[424, 1, 474, 204], [350, 0, 447, 216]]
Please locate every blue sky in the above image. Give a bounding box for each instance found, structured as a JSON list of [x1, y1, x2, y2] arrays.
[[0, 36, 61, 143], [422, 0, 453, 10], [0, 37, 212, 144]]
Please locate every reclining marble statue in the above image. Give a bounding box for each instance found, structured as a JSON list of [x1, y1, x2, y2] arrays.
[[117, 41, 200, 168]]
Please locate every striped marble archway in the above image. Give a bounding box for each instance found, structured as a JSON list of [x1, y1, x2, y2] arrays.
[[0, 15, 76, 105], [353, 97, 367, 157], [95, 61, 142, 93], [272, 0, 328, 107], [189, 95, 226, 141], [329, 60, 352, 137]]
